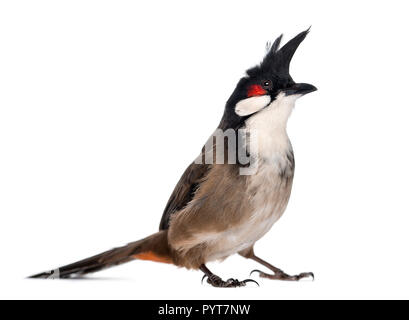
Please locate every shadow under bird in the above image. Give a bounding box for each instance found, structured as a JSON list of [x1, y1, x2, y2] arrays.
[[30, 29, 317, 287]]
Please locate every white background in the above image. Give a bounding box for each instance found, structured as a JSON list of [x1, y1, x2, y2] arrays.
[[1, 0, 408, 300]]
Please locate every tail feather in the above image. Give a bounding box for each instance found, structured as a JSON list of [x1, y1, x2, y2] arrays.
[[29, 231, 171, 279]]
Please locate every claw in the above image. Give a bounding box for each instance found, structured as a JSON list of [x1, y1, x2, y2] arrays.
[[243, 279, 260, 287], [250, 269, 263, 277], [299, 272, 315, 281], [201, 274, 208, 284]]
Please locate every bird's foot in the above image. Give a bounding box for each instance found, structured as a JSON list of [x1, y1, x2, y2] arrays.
[[202, 274, 259, 288], [251, 269, 314, 281]]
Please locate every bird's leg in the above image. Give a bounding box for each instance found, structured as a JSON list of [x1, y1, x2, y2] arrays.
[[240, 248, 314, 281], [199, 264, 259, 288]]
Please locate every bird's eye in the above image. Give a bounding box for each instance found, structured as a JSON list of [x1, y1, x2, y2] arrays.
[[262, 80, 272, 89]]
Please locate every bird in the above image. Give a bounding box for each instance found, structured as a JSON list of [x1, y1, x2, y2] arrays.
[[30, 29, 317, 288]]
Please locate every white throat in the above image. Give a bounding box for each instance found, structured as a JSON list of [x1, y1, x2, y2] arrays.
[[245, 92, 299, 161]]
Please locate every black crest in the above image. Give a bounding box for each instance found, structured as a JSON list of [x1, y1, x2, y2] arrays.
[[247, 28, 310, 78]]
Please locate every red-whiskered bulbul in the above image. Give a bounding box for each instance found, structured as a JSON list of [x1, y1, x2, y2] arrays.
[[30, 29, 317, 288]]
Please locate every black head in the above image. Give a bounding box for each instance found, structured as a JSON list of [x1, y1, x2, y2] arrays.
[[219, 29, 317, 130]]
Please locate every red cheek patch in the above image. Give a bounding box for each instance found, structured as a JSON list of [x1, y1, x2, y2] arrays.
[[247, 85, 267, 97]]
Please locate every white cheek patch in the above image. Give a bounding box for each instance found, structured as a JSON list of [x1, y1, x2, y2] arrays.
[[235, 95, 271, 116]]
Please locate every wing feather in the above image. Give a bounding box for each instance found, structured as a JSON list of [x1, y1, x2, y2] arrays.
[[159, 162, 210, 230]]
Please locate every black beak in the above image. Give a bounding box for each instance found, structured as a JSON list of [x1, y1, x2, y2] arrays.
[[284, 83, 317, 96]]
